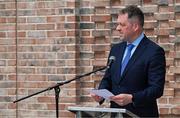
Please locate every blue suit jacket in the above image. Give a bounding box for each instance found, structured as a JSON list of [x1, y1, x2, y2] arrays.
[[99, 36, 166, 117]]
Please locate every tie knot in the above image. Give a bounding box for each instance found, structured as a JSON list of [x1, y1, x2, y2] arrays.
[[127, 44, 134, 51]]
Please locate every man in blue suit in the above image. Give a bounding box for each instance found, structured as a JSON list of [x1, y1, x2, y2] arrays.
[[92, 5, 166, 117]]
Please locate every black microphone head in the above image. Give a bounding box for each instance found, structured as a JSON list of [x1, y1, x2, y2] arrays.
[[109, 56, 116, 61], [107, 56, 116, 68]]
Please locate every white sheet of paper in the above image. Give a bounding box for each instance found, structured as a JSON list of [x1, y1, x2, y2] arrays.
[[90, 89, 114, 100]]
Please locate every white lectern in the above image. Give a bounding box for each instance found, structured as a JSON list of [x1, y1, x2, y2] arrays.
[[68, 106, 139, 118]]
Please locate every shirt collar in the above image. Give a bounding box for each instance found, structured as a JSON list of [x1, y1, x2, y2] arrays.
[[127, 32, 144, 47]]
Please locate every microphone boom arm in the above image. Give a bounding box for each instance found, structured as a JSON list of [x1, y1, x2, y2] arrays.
[[13, 65, 108, 118]]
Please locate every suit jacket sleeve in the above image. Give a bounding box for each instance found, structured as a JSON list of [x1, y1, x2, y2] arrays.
[[132, 47, 166, 107]]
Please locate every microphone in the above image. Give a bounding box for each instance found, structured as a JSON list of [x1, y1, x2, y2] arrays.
[[107, 56, 116, 68]]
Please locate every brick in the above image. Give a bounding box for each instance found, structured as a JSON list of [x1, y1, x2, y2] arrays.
[[81, 1, 90, 7], [160, 44, 173, 52], [27, 17, 46, 23], [92, 0, 110, 7], [37, 1, 66, 8], [175, 20, 180, 28], [0, 60, 6, 66], [79, 37, 94, 44], [79, 45, 91, 51], [57, 53, 75, 59], [18, 24, 36, 30], [92, 59, 106, 66], [95, 51, 106, 58], [92, 45, 110, 51], [92, 30, 111, 37], [144, 13, 155, 20], [155, 13, 174, 20], [95, 7, 106, 14], [80, 16, 90, 22], [175, 12, 180, 20], [0, 10, 16, 16], [0, 75, 5, 81], [142, 0, 153, 4], [18, 32, 26, 37], [169, 98, 180, 104], [37, 24, 55, 30], [81, 31, 90, 36], [141, 5, 158, 13], [175, 52, 180, 60], [66, 45, 76, 51], [0, 18, 6, 23], [57, 67, 76, 74], [163, 88, 174, 96], [37, 9, 56, 16], [159, 20, 170, 28], [156, 0, 169, 5], [0, 32, 6, 37], [47, 16, 65, 23], [159, 108, 170, 115], [76, 60, 90, 66], [67, 16, 79, 22], [175, 5, 180, 13], [167, 82, 180, 89], [64, 23, 78, 29], [0, 3, 5, 9], [5, 3, 16, 9], [171, 106, 180, 115], [47, 31, 66, 37], [0, 96, 12, 102], [166, 74, 175, 81], [6, 17, 16, 23], [0, 25, 15, 31], [157, 28, 170, 36], [60, 97, 77, 103], [124, 0, 141, 5], [144, 21, 158, 29], [158, 97, 168, 104], [27, 31, 46, 38], [175, 89, 180, 97], [80, 23, 95, 29], [92, 15, 111, 22], [107, 8, 121, 15], [166, 59, 174, 66], [54, 38, 76, 44], [0, 82, 15, 88], [38, 96, 54, 103], [159, 6, 171, 12], [18, 10, 36, 16], [67, 1, 76, 7], [79, 52, 94, 59], [111, 0, 121, 6], [64, 8, 74, 14], [67, 31, 76, 36], [18, 68, 35, 74], [80, 8, 94, 14], [96, 23, 106, 29], [28, 104, 47, 110]]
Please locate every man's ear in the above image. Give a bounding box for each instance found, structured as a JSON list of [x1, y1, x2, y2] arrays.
[[133, 23, 139, 32]]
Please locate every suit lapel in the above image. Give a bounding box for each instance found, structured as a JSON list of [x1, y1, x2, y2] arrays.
[[114, 42, 126, 84], [120, 36, 149, 81]]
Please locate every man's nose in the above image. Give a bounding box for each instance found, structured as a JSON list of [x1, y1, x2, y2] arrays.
[[116, 24, 121, 31]]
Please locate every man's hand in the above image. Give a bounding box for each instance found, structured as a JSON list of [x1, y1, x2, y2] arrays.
[[91, 93, 103, 103], [110, 94, 133, 106]]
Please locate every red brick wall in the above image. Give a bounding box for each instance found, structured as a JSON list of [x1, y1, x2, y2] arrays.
[[0, 0, 179, 117]]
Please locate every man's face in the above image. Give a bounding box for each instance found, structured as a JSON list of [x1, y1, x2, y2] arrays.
[[116, 13, 134, 42]]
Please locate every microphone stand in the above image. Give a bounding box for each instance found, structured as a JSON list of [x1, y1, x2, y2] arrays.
[[13, 66, 108, 118]]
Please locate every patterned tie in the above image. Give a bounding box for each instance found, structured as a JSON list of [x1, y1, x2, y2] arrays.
[[121, 44, 134, 75]]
